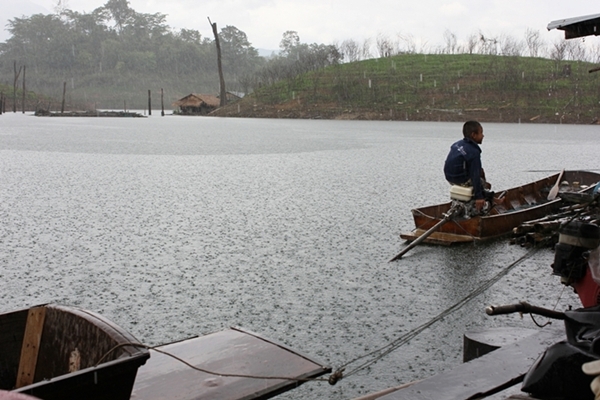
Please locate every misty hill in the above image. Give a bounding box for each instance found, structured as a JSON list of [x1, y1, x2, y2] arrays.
[[1, 1, 598, 124], [0, 2, 266, 110], [0, 2, 338, 111], [212, 53, 600, 124]]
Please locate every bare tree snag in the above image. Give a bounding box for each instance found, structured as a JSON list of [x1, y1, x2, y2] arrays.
[[61, 81, 66, 113], [13, 61, 22, 113], [22, 65, 26, 113], [208, 17, 227, 107], [161, 88, 165, 116]]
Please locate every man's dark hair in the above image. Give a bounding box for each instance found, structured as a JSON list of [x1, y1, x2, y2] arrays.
[[462, 120, 482, 139]]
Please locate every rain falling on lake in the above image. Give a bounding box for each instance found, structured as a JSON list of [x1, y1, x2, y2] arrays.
[[1, 113, 598, 399]]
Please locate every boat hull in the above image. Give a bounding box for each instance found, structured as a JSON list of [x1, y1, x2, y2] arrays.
[[401, 170, 600, 245], [0, 304, 149, 400]]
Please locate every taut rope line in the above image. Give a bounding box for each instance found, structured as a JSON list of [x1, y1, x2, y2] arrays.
[[93, 246, 543, 386], [329, 245, 543, 383]]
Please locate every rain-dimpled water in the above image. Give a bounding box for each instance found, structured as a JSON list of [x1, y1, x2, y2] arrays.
[[1, 113, 599, 399]]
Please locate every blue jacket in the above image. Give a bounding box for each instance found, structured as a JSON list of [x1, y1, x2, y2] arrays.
[[443, 138, 484, 199]]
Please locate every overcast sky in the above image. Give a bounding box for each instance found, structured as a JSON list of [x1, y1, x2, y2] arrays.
[[1, 0, 599, 52]]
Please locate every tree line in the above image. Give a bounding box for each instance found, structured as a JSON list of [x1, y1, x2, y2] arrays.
[[0, 0, 597, 110], [0, 0, 340, 109], [338, 28, 600, 64]]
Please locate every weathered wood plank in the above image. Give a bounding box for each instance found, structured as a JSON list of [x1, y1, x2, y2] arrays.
[[131, 327, 330, 400], [400, 230, 476, 245], [15, 307, 46, 388], [378, 326, 565, 400]]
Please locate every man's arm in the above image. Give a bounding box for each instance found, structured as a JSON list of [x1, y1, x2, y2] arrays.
[[469, 157, 484, 200], [469, 156, 486, 211]]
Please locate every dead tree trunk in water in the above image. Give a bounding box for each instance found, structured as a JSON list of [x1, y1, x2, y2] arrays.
[[161, 88, 165, 116], [61, 81, 66, 113], [13, 61, 22, 113], [22, 66, 26, 113], [208, 17, 227, 107]]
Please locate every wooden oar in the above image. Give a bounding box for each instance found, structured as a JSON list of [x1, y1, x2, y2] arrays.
[[389, 206, 459, 262], [547, 169, 565, 200]]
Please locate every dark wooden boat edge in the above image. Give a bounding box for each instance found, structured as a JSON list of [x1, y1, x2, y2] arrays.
[[3, 304, 332, 400], [400, 230, 482, 245], [131, 326, 331, 400], [369, 326, 566, 399], [2, 303, 150, 400], [231, 325, 332, 369]]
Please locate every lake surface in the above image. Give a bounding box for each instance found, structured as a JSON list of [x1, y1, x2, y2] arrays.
[[1, 112, 598, 399]]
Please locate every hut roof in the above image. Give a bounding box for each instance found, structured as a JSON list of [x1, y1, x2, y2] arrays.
[[224, 91, 244, 100], [172, 93, 220, 108], [547, 13, 600, 39]]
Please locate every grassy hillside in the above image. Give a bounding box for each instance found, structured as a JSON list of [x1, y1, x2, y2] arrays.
[[213, 54, 600, 124]]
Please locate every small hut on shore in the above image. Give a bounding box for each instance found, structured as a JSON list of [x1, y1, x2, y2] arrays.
[[172, 94, 220, 115]]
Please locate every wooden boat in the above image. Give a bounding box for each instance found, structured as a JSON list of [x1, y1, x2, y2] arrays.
[[1, 304, 331, 400], [132, 327, 331, 399], [0, 304, 150, 400], [400, 170, 600, 246]]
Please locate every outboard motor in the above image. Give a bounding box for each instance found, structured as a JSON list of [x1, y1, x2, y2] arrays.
[[449, 185, 473, 218], [449, 185, 493, 217], [552, 220, 600, 307]]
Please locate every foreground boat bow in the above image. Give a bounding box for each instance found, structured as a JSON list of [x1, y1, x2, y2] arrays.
[[0, 304, 149, 400], [1, 304, 330, 400]]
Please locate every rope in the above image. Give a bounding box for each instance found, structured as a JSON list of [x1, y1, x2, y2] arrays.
[[329, 245, 542, 383], [447, 217, 478, 240], [95, 342, 330, 382], [529, 313, 552, 328], [93, 245, 544, 386], [86, 194, 597, 388]]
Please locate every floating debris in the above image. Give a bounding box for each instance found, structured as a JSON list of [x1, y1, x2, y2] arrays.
[[34, 109, 146, 118]]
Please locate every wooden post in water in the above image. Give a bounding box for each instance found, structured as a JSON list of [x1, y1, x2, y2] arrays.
[[148, 90, 152, 116], [0, 92, 3, 115], [61, 82, 66, 113], [124, 100, 126, 111], [22, 66, 26, 113], [13, 61, 22, 113], [161, 88, 164, 116]]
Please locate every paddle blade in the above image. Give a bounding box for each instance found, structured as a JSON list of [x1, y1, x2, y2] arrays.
[[547, 169, 565, 200]]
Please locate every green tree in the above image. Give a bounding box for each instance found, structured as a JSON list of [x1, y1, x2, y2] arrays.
[[2, 14, 69, 73], [219, 25, 261, 77], [279, 30, 300, 56], [102, 0, 133, 33]]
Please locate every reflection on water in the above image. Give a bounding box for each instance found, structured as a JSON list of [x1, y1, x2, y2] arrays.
[[1, 113, 597, 399]]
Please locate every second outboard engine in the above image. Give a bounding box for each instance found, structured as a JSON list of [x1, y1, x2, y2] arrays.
[[552, 220, 600, 307]]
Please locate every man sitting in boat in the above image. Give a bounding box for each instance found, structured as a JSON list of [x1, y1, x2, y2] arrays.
[[443, 120, 493, 214]]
